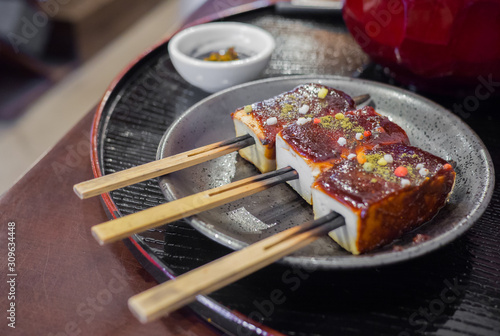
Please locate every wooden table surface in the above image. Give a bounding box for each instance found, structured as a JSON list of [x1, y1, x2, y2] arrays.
[[0, 1, 267, 335]]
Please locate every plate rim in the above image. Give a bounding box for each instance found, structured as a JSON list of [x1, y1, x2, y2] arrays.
[[157, 74, 495, 269]]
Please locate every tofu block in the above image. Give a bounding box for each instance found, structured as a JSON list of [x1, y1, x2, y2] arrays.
[[276, 133, 334, 204], [276, 106, 410, 204], [231, 83, 355, 173], [312, 144, 456, 254]]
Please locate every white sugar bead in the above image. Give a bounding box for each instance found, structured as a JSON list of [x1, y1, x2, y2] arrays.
[[384, 154, 394, 164], [419, 168, 430, 176], [347, 153, 357, 160], [337, 137, 347, 146], [297, 117, 309, 125], [298, 105, 310, 114], [265, 117, 278, 126], [400, 179, 411, 187]]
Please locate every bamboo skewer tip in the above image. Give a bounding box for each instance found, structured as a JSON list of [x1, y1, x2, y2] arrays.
[[128, 298, 152, 324], [91, 227, 107, 246], [73, 185, 85, 199]]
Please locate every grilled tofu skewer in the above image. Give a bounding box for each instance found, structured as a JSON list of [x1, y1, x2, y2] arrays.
[[276, 105, 410, 204], [232, 84, 358, 173], [91, 141, 454, 251], [273, 103, 454, 254], [312, 144, 455, 254], [128, 212, 344, 323], [73, 91, 369, 199]]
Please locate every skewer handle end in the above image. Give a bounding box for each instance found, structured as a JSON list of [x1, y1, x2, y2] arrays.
[[73, 184, 86, 199], [128, 297, 154, 324], [91, 226, 110, 246], [128, 291, 172, 323]]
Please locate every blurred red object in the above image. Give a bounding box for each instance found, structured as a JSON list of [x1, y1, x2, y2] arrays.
[[343, 0, 500, 93]]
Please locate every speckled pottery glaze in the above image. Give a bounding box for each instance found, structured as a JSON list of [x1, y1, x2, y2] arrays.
[[157, 75, 494, 269]]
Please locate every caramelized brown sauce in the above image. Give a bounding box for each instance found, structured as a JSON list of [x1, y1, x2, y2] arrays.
[[314, 144, 455, 253], [281, 107, 410, 163], [245, 84, 355, 146], [314, 144, 454, 209]]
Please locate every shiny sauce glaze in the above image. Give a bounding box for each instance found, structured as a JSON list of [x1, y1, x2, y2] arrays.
[[240, 84, 355, 145], [281, 106, 410, 163], [315, 144, 455, 210], [315, 144, 456, 253]]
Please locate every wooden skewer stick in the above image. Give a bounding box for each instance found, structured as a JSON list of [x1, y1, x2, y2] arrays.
[[91, 167, 298, 245], [128, 212, 344, 323], [74, 134, 254, 199], [74, 95, 371, 200]]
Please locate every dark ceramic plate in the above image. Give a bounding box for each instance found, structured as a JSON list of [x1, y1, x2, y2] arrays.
[[157, 75, 494, 269]]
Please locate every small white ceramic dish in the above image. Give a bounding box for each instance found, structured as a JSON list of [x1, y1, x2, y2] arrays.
[[168, 22, 275, 93]]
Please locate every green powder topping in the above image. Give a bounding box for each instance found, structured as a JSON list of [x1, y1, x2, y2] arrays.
[[280, 103, 295, 119], [401, 153, 420, 159], [361, 152, 423, 184], [364, 153, 397, 183], [405, 165, 417, 179], [377, 157, 388, 166], [282, 103, 293, 113], [319, 115, 335, 128], [363, 162, 374, 172], [318, 115, 365, 133]]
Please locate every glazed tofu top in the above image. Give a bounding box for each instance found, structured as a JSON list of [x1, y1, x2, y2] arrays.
[[313, 144, 456, 210], [280, 106, 410, 163], [232, 83, 355, 146]]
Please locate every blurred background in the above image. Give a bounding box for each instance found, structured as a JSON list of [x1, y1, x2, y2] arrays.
[[0, 0, 207, 195]]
